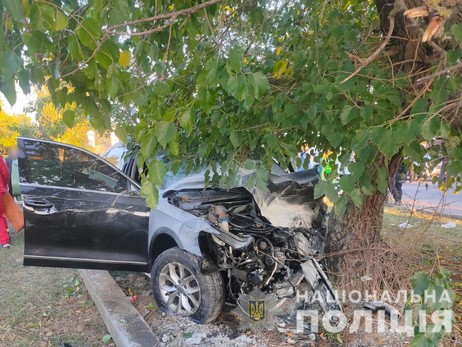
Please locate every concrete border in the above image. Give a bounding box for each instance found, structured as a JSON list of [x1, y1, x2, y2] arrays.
[[385, 204, 462, 221], [79, 269, 161, 347]]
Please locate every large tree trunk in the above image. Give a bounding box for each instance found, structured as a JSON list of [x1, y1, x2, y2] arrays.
[[324, 0, 462, 288], [325, 153, 403, 289], [324, 1, 462, 288]]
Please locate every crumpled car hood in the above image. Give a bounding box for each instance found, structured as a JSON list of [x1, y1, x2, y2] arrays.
[[162, 168, 321, 229]]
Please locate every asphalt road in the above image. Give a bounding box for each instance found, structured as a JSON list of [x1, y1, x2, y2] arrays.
[[401, 181, 462, 217]]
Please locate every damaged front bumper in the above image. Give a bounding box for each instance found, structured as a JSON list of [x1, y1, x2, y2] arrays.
[[166, 175, 342, 322]]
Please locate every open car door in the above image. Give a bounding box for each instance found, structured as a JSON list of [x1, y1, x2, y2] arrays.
[[17, 137, 149, 272]]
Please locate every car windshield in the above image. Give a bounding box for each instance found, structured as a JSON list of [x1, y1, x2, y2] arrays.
[[104, 143, 291, 188]]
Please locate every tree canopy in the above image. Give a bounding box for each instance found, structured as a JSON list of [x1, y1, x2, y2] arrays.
[[0, 104, 36, 153], [1, 0, 462, 208]]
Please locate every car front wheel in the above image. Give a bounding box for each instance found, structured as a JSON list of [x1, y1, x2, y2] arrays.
[[151, 248, 224, 323]]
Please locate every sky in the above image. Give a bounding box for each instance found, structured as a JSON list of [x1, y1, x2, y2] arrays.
[[0, 83, 37, 120]]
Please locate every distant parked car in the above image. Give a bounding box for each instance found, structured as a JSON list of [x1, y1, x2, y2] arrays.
[[17, 138, 339, 323]]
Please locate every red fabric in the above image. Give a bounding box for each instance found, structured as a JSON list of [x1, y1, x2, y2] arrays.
[[0, 157, 9, 194], [0, 203, 9, 244], [0, 157, 10, 244]]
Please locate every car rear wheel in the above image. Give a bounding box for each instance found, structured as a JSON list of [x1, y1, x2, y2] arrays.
[[151, 248, 224, 323]]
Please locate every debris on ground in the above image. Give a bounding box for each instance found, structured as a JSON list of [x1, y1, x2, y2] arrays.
[[441, 221, 457, 229], [398, 222, 412, 228]]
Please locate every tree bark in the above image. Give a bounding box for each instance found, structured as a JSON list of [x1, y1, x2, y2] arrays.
[[324, 0, 462, 287], [323, 0, 462, 288], [325, 153, 402, 289]]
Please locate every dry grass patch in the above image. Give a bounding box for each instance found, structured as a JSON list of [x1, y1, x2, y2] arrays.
[[0, 231, 111, 347]]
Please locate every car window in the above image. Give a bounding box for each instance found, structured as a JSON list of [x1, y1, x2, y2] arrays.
[[103, 142, 126, 170], [22, 140, 128, 193]]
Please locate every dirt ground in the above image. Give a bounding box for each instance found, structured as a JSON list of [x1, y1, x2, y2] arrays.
[[0, 231, 112, 347]]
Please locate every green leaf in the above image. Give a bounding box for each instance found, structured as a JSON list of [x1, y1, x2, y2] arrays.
[[102, 334, 112, 344], [76, 18, 100, 50], [115, 126, 128, 142], [0, 51, 22, 81], [140, 131, 157, 160], [263, 133, 278, 149], [169, 138, 179, 156], [180, 108, 194, 134], [147, 159, 166, 186], [226, 76, 239, 95], [113, 0, 131, 13], [339, 175, 355, 193], [67, 35, 85, 60], [412, 272, 431, 295], [3, 0, 25, 22], [228, 46, 244, 73], [145, 303, 156, 310], [350, 188, 363, 207], [439, 123, 450, 139], [30, 3, 55, 30], [106, 65, 120, 97], [376, 167, 388, 193], [348, 161, 365, 178], [409, 334, 434, 347], [54, 9, 68, 31], [314, 180, 339, 203], [18, 69, 31, 94], [0, 78, 16, 105], [205, 58, 220, 85], [451, 24, 462, 42], [447, 48, 462, 65], [62, 110, 75, 127], [154, 121, 176, 147], [141, 178, 159, 208], [255, 165, 268, 191], [248, 71, 269, 99], [321, 122, 343, 148], [421, 117, 440, 141], [410, 98, 428, 115], [198, 88, 215, 115], [339, 105, 354, 125], [377, 129, 399, 159], [230, 130, 242, 148]]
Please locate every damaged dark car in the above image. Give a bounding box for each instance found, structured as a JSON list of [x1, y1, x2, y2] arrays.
[[18, 137, 340, 324]]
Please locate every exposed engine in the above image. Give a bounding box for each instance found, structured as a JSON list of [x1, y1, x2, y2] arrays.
[[168, 188, 328, 302]]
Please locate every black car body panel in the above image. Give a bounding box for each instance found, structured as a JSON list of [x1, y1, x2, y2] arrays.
[[17, 138, 150, 271]]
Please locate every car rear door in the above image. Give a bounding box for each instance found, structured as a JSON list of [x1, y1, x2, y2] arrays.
[[17, 137, 150, 272]]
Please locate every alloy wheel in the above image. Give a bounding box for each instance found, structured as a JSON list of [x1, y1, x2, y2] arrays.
[[158, 262, 201, 315]]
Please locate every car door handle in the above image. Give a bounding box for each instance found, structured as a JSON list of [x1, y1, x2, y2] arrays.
[[24, 200, 54, 209]]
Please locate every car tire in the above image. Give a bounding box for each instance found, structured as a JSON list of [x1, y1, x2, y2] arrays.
[[151, 247, 224, 323]]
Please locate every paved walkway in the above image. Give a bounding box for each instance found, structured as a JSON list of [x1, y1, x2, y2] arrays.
[[401, 181, 462, 217]]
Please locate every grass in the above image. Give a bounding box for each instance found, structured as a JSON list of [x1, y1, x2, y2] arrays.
[[0, 230, 111, 347], [382, 206, 462, 281], [316, 205, 462, 346], [343, 206, 462, 346]]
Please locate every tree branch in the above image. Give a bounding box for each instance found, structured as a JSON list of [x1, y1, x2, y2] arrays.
[[105, 0, 222, 34], [341, 7, 397, 84], [107, 20, 172, 36], [416, 61, 462, 84]]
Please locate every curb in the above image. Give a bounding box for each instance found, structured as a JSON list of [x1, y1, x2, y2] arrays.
[[79, 269, 161, 347], [414, 208, 462, 221], [386, 204, 462, 221]]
